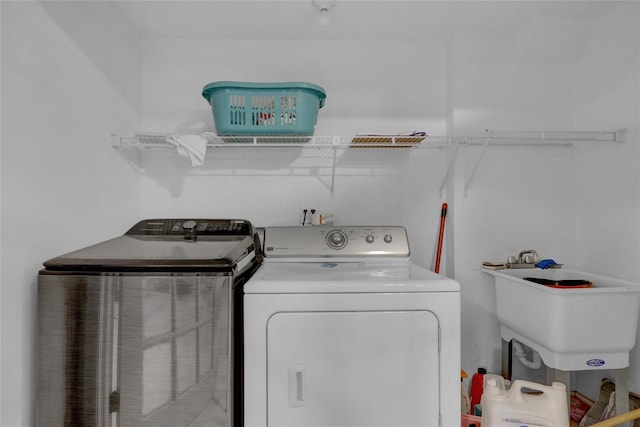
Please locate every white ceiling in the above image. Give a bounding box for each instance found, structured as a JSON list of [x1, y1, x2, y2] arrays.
[[112, 0, 619, 42]]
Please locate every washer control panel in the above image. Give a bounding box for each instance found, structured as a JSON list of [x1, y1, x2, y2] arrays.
[[264, 226, 410, 258], [125, 218, 254, 236]]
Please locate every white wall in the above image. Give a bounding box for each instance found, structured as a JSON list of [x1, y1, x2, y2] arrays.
[[135, 2, 640, 400], [448, 28, 578, 383], [1, 2, 141, 425], [448, 2, 640, 398], [571, 1, 640, 396], [2, 2, 639, 425]]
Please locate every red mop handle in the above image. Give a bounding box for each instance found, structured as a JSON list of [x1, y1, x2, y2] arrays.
[[434, 202, 448, 274]]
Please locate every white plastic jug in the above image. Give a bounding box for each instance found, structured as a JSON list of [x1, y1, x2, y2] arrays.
[[481, 375, 569, 427]]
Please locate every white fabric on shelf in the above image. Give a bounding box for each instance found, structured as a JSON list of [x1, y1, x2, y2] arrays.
[[165, 134, 208, 166]]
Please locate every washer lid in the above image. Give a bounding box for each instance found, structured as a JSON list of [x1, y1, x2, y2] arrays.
[[243, 261, 460, 293], [43, 218, 258, 272]]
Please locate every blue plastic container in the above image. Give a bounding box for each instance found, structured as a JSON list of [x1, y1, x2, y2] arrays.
[[202, 81, 326, 136]]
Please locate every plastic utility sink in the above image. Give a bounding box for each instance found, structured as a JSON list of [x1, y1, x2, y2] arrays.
[[484, 268, 640, 371]]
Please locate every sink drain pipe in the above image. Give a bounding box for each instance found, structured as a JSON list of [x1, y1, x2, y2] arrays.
[[513, 340, 542, 370]]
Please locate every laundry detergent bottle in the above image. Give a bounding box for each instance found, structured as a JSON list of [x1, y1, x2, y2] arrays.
[[481, 375, 569, 427]]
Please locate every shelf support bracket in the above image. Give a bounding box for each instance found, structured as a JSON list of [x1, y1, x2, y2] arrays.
[[329, 137, 340, 197], [464, 136, 491, 196], [439, 138, 459, 197], [616, 128, 628, 142]]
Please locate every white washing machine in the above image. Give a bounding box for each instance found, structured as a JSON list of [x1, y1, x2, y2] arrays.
[[243, 226, 460, 427]]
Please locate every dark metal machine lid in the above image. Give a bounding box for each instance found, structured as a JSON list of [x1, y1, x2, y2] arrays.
[[42, 218, 259, 272]]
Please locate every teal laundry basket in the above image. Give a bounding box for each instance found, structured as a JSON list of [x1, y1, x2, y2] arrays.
[[202, 81, 326, 136]]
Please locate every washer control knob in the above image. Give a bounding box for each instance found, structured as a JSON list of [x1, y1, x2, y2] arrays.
[[326, 230, 348, 250], [384, 234, 393, 244], [183, 220, 198, 242], [183, 220, 197, 230], [365, 234, 375, 244]]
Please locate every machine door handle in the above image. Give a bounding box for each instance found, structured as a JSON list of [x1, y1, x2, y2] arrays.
[[288, 365, 305, 407]]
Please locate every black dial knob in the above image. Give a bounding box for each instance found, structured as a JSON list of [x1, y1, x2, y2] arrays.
[[326, 230, 348, 250], [183, 220, 197, 230], [183, 220, 198, 242]]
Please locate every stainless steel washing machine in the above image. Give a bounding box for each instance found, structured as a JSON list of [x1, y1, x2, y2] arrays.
[[37, 218, 261, 427]]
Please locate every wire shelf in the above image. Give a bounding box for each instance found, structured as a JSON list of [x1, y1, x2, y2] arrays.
[[112, 129, 625, 196], [116, 134, 452, 149]]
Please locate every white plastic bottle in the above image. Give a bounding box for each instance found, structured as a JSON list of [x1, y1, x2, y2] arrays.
[[481, 375, 569, 427]]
